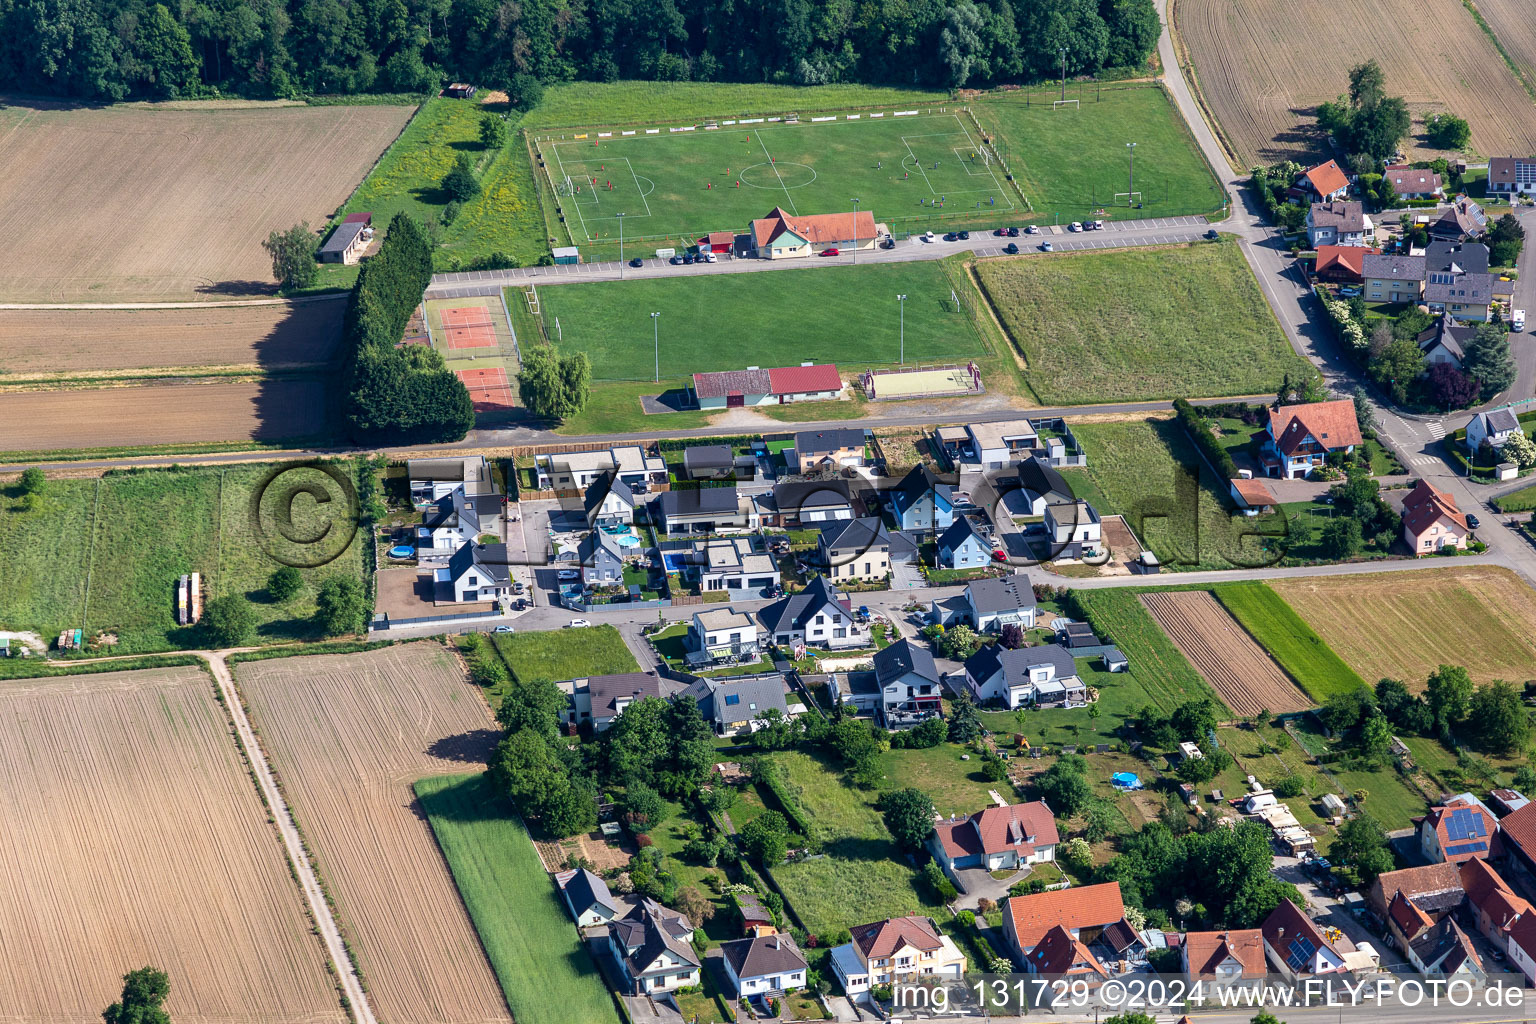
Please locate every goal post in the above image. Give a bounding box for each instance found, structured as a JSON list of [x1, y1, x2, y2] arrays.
[[1052, 99, 1079, 110], [1114, 191, 1144, 206]]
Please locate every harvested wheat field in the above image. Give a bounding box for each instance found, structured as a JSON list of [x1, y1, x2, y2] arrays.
[[1173, 0, 1536, 167], [1270, 567, 1536, 687], [0, 665, 342, 1024], [0, 378, 329, 452], [237, 643, 512, 1024], [0, 298, 345, 377], [1141, 591, 1311, 715], [0, 98, 414, 302]]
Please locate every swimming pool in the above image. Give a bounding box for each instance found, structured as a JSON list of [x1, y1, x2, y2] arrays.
[[661, 552, 688, 574]]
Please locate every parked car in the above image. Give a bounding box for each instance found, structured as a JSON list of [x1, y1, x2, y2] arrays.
[[494, 625, 515, 633], [880, 237, 896, 249], [1205, 228, 1220, 240], [703, 252, 718, 263], [958, 230, 970, 240], [1093, 220, 1104, 230], [566, 618, 592, 628], [629, 257, 644, 267], [993, 549, 1009, 562], [1024, 225, 1039, 234], [943, 232, 958, 242], [669, 255, 683, 265], [1003, 242, 1019, 254], [923, 231, 935, 242], [514, 598, 528, 610], [1467, 513, 1481, 529], [1041, 241, 1055, 251], [820, 247, 840, 257], [1068, 221, 1082, 232], [993, 228, 1008, 237], [1338, 286, 1361, 297], [682, 252, 696, 264], [1007, 227, 1020, 237], [556, 569, 581, 581]]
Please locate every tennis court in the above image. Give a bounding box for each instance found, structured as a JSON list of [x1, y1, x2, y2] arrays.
[[424, 295, 517, 361], [441, 305, 498, 351], [456, 366, 517, 414]]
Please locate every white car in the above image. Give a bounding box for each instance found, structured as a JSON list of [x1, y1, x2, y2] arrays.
[[556, 569, 581, 580], [1068, 221, 1082, 232], [566, 618, 592, 628]]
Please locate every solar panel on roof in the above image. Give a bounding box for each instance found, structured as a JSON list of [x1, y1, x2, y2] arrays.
[[1445, 840, 1488, 856], [1287, 937, 1316, 970]]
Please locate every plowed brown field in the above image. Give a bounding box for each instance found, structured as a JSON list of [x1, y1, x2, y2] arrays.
[[0, 665, 343, 1024], [1271, 567, 1536, 687], [0, 378, 328, 451], [0, 298, 345, 376], [0, 99, 414, 302], [1141, 591, 1311, 716], [237, 643, 513, 1024], [1478, 0, 1536, 87], [1173, 0, 1536, 167]]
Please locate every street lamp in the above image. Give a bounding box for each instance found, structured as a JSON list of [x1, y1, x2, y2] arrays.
[[651, 312, 661, 383], [1126, 142, 1136, 208], [617, 212, 626, 278], [851, 197, 860, 266], [897, 294, 907, 364]]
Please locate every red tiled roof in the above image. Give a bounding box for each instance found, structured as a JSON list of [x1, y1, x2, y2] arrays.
[[1304, 160, 1350, 197], [1183, 929, 1266, 976], [768, 364, 842, 395], [934, 801, 1060, 861], [1509, 905, 1536, 961], [1502, 801, 1536, 859], [850, 915, 945, 960], [693, 368, 773, 399], [1230, 477, 1277, 507], [1005, 882, 1124, 950], [1260, 898, 1335, 960], [701, 231, 735, 245], [1423, 799, 1497, 862], [752, 206, 878, 247], [1402, 479, 1468, 538], [1026, 924, 1109, 976], [1370, 862, 1464, 914], [1315, 245, 1378, 281], [1387, 890, 1435, 941], [1268, 400, 1363, 456], [1459, 858, 1531, 931]]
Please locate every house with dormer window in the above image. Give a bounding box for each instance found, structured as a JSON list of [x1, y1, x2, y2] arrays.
[[830, 915, 966, 999], [1260, 400, 1362, 479], [758, 575, 867, 650], [930, 801, 1060, 880], [961, 644, 1085, 709]]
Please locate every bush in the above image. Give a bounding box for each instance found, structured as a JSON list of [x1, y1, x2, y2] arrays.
[[268, 566, 303, 602], [1173, 398, 1237, 478], [957, 910, 975, 927]]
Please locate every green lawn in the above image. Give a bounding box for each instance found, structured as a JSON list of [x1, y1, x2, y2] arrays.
[[491, 624, 639, 682], [880, 744, 1020, 819], [414, 774, 621, 1024], [525, 81, 950, 130], [1212, 582, 1366, 703], [0, 463, 366, 652], [973, 84, 1225, 222], [1073, 589, 1227, 715], [1287, 719, 1430, 830], [1494, 482, 1536, 512], [531, 261, 981, 381], [976, 243, 1311, 405]]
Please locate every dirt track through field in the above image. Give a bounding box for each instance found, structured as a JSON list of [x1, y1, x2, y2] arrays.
[[0, 378, 329, 451], [1174, 0, 1536, 166], [0, 665, 343, 1024], [237, 643, 513, 1024], [0, 298, 345, 375], [1141, 591, 1311, 716], [0, 99, 414, 302]]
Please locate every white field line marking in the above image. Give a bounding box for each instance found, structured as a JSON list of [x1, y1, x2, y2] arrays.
[[754, 129, 799, 216]]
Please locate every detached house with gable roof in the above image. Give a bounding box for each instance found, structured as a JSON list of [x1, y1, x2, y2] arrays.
[[1260, 899, 1345, 979], [793, 428, 867, 473], [930, 573, 1037, 632], [1417, 319, 1477, 370], [750, 206, 879, 259], [1296, 159, 1351, 203], [1001, 881, 1128, 964], [961, 644, 1084, 709], [937, 516, 992, 569], [817, 517, 892, 583], [607, 897, 700, 996], [1363, 252, 1426, 305], [889, 465, 956, 530], [1307, 201, 1373, 248], [1260, 400, 1362, 479], [930, 800, 1060, 880], [1384, 165, 1444, 200], [1418, 798, 1499, 864], [557, 867, 619, 927], [1425, 240, 1494, 320], [1490, 156, 1536, 197], [872, 639, 943, 727], [1181, 929, 1267, 983], [830, 916, 966, 998], [1466, 407, 1522, 453], [718, 933, 808, 998], [1401, 479, 1470, 556], [759, 574, 867, 649]]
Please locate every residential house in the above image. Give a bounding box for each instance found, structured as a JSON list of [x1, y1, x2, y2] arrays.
[[1384, 165, 1444, 199], [793, 428, 866, 473], [1043, 499, 1102, 558], [1401, 479, 1470, 556], [1501, 801, 1536, 882], [692, 537, 779, 595], [607, 897, 700, 996], [1461, 857, 1533, 953], [655, 486, 757, 535], [937, 516, 992, 569], [1314, 245, 1378, 284], [686, 607, 763, 667], [576, 529, 627, 585], [1363, 252, 1426, 305], [686, 673, 791, 735], [888, 529, 922, 566], [1467, 407, 1522, 452], [556, 868, 619, 927], [759, 574, 867, 650], [719, 933, 808, 997], [831, 916, 966, 998], [1015, 457, 1074, 515], [829, 671, 882, 714], [1406, 916, 1483, 979], [559, 671, 667, 732], [1431, 197, 1488, 242], [1026, 925, 1109, 980], [750, 206, 878, 259], [1001, 882, 1128, 962], [965, 419, 1039, 468], [817, 517, 891, 583], [1418, 798, 1499, 863], [1182, 929, 1267, 982], [682, 445, 737, 479], [408, 455, 493, 506], [584, 474, 635, 529], [1306, 201, 1373, 248], [1417, 319, 1477, 369], [1229, 476, 1277, 515], [1367, 861, 1465, 923], [872, 639, 943, 727], [1489, 156, 1536, 196], [1385, 890, 1439, 955], [764, 479, 856, 526], [961, 644, 1084, 709], [1425, 240, 1494, 321], [417, 490, 504, 555], [889, 465, 956, 530], [930, 801, 1060, 880], [536, 445, 666, 490], [690, 363, 843, 409], [435, 542, 512, 603], [1509, 908, 1536, 984], [930, 574, 1038, 632], [1261, 400, 1362, 479], [1260, 899, 1346, 979], [1296, 160, 1351, 202]]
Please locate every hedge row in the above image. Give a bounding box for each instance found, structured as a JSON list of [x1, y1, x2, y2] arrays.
[[1173, 398, 1237, 479]]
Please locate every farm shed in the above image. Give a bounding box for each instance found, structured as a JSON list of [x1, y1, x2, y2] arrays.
[[444, 83, 477, 98], [318, 219, 374, 265]]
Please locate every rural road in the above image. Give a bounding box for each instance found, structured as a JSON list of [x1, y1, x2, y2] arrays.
[[201, 651, 378, 1024]]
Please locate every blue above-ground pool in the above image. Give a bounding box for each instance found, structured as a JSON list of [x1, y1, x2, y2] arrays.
[[1111, 771, 1140, 789], [387, 545, 416, 559]]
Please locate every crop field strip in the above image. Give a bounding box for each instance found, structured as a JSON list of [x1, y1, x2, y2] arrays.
[[1211, 581, 1366, 703], [1174, 0, 1536, 167], [0, 665, 343, 1024], [0, 100, 415, 302], [236, 643, 514, 1024], [1140, 591, 1311, 716]]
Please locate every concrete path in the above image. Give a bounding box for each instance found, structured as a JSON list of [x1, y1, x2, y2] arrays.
[[201, 651, 377, 1024]]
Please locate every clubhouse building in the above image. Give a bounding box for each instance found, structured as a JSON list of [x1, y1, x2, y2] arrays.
[[749, 207, 879, 259], [690, 363, 844, 409]]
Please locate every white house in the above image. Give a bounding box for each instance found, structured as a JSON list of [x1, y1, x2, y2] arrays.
[[584, 474, 635, 528], [408, 455, 494, 506], [692, 537, 779, 595], [417, 490, 503, 555], [759, 575, 868, 650], [556, 868, 619, 927], [962, 643, 1084, 709], [1043, 499, 1102, 557], [1467, 407, 1521, 453], [607, 898, 700, 995], [718, 933, 808, 997], [965, 419, 1039, 468], [930, 801, 1060, 877], [872, 639, 943, 728], [434, 542, 513, 603], [1306, 201, 1373, 247], [1260, 900, 1346, 979], [536, 445, 666, 490], [687, 607, 762, 667], [930, 574, 1037, 633], [558, 672, 667, 732]]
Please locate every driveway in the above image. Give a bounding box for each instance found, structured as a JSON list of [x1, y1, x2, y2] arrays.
[[950, 864, 1028, 910], [892, 560, 927, 590]]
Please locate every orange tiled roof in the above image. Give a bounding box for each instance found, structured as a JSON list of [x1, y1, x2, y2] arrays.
[[850, 915, 945, 960], [1304, 160, 1350, 197], [1268, 400, 1362, 456], [1005, 882, 1124, 950], [751, 206, 878, 247], [1183, 929, 1266, 976]]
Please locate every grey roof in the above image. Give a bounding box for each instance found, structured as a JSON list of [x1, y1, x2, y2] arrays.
[[319, 220, 366, 255], [614, 898, 699, 975], [873, 638, 940, 686], [1102, 646, 1127, 665], [818, 516, 890, 552], [771, 479, 853, 512], [964, 643, 1076, 688], [892, 464, 954, 510], [1309, 200, 1366, 231], [1426, 273, 1493, 305], [578, 530, 625, 569], [795, 427, 865, 456], [841, 670, 881, 696], [1432, 201, 1488, 238], [1426, 240, 1490, 274], [760, 575, 848, 634], [585, 474, 633, 515], [1479, 407, 1521, 433], [711, 674, 790, 725], [561, 868, 618, 918], [720, 934, 807, 981], [888, 529, 922, 561], [938, 516, 987, 553], [1017, 457, 1071, 502], [1062, 621, 1101, 648], [587, 672, 665, 718], [468, 492, 503, 516], [659, 485, 738, 518], [1417, 320, 1477, 361], [1362, 253, 1424, 282], [965, 574, 1036, 616], [448, 542, 511, 584], [683, 445, 734, 470]]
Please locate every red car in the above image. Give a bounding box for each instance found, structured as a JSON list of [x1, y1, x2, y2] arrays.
[[992, 549, 1009, 562], [819, 247, 840, 256]]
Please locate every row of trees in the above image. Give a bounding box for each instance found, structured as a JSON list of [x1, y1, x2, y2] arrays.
[[0, 0, 1161, 102], [1320, 665, 1530, 755]]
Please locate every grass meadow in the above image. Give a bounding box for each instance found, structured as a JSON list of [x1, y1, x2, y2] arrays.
[[1212, 582, 1368, 703], [531, 261, 983, 380], [415, 773, 622, 1024], [976, 243, 1310, 405], [490, 625, 639, 682]]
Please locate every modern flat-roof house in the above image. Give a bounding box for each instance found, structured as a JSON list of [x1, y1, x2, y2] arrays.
[[793, 428, 866, 473], [408, 455, 494, 505], [536, 445, 666, 490], [1043, 499, 1102, 558], [435, 542, 513, 603], [719, 933, 808, 998], [937, 516, 992, 569], [691, 537, 779, 595], [1425, 240, 1493, 321], [759, 574, 867, 650], [964, 420, 1039, 468], [682, 445, 736, 479], [558, 671, 667, 732], [930, 574, 1037, 632], [1296, 159, 1351, 202], [831, 916, 966, 1000], [1402, 479, 1470, 556], [961, 643, 1084, 709], [1466, 406, 1521, 452], [1363, 252, 1426, 305], [1384, 165, 1444, 200], [318, 215, 374, 264], [817, 517, 891, 583], [1489, 156, 1536, 196], [655, 486, 757, 534], [766, 479, 856, 526], [750, 206, 878, 259], [930, 801, 1060, 879], [1261, 400, 1362, 479], [1306, 201, 1372, 248], [607, 897, 699, 996], [872, 639, 943, 728], [889, 465, 955, 530], [687, 607, 763, 668], [690, 363, 843, 409]]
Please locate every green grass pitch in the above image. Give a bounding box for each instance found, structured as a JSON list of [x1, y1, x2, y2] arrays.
[[542, 113, 1015, 246], [528, 260, 984, 380]]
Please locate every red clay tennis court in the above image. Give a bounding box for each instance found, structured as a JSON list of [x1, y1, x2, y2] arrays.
[[441, 305, 498, 350], [455, 367, 516, 412]]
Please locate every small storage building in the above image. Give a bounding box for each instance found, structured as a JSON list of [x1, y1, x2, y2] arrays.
[[552, 246, 581, 265]]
